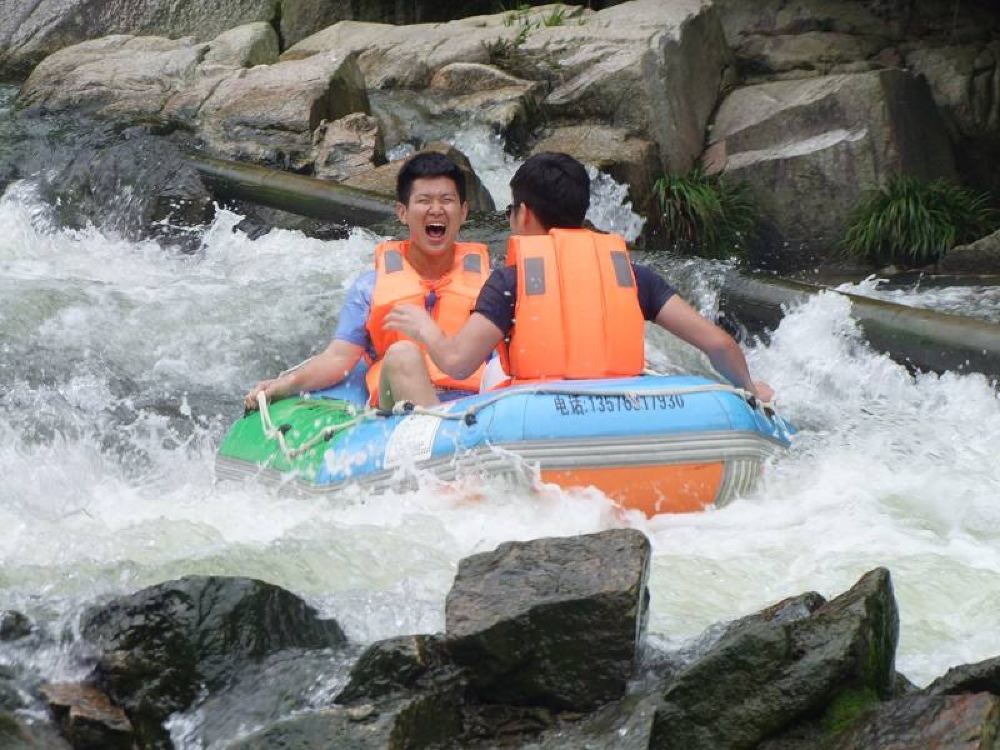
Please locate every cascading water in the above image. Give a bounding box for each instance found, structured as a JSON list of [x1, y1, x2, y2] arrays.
[[2, 95, 1000, 746]]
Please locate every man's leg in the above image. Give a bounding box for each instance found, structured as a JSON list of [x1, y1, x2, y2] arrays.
[[378, 340, 440, 410]]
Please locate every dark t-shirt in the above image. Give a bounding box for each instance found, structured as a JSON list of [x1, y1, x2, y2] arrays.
[[473, 263, 676, 337]]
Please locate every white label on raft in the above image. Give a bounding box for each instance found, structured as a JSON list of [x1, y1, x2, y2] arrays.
[[384, 415, 441, 468]]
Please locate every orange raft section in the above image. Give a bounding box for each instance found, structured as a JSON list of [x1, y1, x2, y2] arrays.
[[540, 462, 735, 516]]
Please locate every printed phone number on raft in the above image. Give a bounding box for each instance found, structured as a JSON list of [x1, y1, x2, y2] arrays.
[[552, 394, 686, 416]]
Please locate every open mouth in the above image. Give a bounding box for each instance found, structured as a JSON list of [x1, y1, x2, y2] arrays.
[[426, 223, 446, 239]]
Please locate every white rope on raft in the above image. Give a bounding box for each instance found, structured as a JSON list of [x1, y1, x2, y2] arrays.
[[256, 381, 779, 465]]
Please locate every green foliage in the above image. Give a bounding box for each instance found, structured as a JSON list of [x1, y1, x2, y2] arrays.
[[541, 5, 567, 26], [821, 686, 879, 736], [653, 166, 759, 259], [843, 175, 999, 266]]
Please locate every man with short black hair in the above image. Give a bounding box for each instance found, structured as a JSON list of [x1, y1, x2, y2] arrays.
[[385, 151, 774, 403], [245, 151, 490, 410]]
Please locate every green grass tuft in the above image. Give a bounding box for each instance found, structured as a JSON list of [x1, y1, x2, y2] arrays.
[[843, 174, 999, 267], [653, 166, 759, 259]]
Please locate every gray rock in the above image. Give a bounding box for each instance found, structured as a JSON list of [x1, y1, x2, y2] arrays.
[[649, 567, 899, 750], [313, 113, 385, 182], [0, 610, 31, 641], [444, 528, 650, 711], [203, 22, 279, 68], [336, 634, 451, 704], [927, 655, 1000, 696], [830, 692, 1000, 749], [938, 229, 1000, 275], [80, 575, 346, 749], [195, 52, 369, 169], [737, 32, 888, 75], [0, 711, 73, 749], [230, 689, 465, 749], [707, 69, 958, 269], [285, 0, 730, 172], [0, 0, 278, 82]]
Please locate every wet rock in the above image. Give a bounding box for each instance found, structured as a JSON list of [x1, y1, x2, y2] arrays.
[[736, 31, 888, 76], [343, 142, 494, 213], [649, 567, 899, 750], [830, 692, 1000, 749], [336, 634, 453, 704], [40, 682, 134, 750], [707, 69, 958, 269], [927, 656, 1000, 696], [230, 688, 465, 749], [0, 610, 32, 641], [312, 113, 385, 182], [80, 575, 346, 748], [444, 528, 650, 711], [0, 665, 22, 712], [0, 711, 73, 749], [36, 128, 214, 248]]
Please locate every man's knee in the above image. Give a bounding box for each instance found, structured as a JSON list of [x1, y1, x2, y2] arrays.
[[383, 340, 425, 370]]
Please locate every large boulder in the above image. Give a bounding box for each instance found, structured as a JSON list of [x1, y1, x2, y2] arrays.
[[649, 567, 899, 750], [194, 52, 369, 169], [937, 229, 1000, 274], [285, 0, 730, 173], [706, 69, 958, 269], [443, 529, 650, 711], [0, 0, 279, 83], [80, 576, 347, 748], [40, 683, 135, 750], [927, 655, 1000, 696], [18, 30, 370, 173]]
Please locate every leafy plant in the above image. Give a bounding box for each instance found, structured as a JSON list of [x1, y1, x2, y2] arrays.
[[653, 166, 759, 259], [843, 175, 999, 266], [541, 6, 567, 26]]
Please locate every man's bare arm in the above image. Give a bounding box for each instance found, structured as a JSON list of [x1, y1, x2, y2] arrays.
[[654, 296, 774, 402], [244, 339, 365, 410], [384, 305, 504, 379]]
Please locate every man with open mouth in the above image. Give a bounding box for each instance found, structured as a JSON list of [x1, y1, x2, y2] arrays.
[[245, 151, 491, 412]]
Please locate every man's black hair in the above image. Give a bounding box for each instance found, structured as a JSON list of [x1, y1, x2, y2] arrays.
[[510, 152, 590, 230], [396, 151, 467, 205]]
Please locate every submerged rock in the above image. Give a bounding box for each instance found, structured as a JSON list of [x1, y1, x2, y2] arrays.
[[0, 610, 32, 641], [80, 575, 346, 748], [444, 528, 650, 711]]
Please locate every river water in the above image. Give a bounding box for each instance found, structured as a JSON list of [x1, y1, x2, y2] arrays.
[[2, 90, 1000, 745]]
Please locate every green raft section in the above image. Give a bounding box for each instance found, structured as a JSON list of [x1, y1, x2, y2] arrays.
[[217, 398, 357, 477]]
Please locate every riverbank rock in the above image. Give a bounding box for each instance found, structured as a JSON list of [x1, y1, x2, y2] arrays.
[[0, 712, 73, 750], [927, 655, 1000, 696], [18, 28, 370, 173], [312, 113, 385, 181], [444, 528, 650, 711], [79, 575, 346, 748], [707, 69, 958, 269], [937, 229, 1000, 275], [649, 567, 898, 749], [285, 0, 729, 173], [0, 0, 279, 83]]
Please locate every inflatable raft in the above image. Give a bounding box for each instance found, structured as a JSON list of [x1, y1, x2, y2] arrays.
[[216, 364, 792, 516]]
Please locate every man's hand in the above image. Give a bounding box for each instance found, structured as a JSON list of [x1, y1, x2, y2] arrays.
[[384, 304, 437, 344], [244, 378, 289, 411], [751, 380, 775, 404]]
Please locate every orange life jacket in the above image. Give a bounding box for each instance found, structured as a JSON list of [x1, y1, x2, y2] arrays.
[[365, 240, 489, 405], [498, 228, 645, 384]]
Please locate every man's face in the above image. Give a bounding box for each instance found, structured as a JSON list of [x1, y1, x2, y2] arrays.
[[396, 176, 468, 258]]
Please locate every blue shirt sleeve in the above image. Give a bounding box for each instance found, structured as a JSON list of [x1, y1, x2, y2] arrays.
[[472, 263, 674, 334], [333, 270, 376, 350]]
